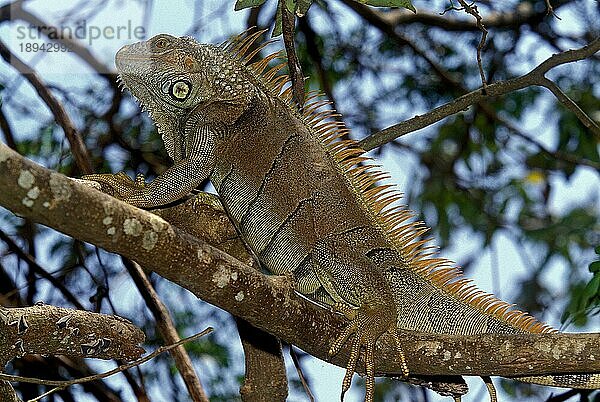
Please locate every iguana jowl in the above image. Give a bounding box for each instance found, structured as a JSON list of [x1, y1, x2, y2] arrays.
[[85, 31, 600, 400]]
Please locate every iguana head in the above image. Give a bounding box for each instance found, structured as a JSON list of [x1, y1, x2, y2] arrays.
[[115, 34, 255, 154]]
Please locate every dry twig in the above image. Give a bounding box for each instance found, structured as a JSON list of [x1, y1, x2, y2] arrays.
[[280, 0, 305, 109], [456, 0, 488, 92], [359, 37, 600, 151]]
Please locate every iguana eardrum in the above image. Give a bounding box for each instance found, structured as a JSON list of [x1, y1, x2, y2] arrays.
[[84, 31, 600, 401]]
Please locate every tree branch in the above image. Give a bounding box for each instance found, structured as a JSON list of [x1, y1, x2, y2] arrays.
[[0, 327, 211, 389], [280, 0, 305, 109], [1, 142, 600, 382], [376, 1, 570, 31], [0, 39, 93, 174], [359, 37, 600, 151], [340, 0, 470, 92], [123, 260, 209, 402], [0, 380, 20, 402], [456, 0, 488, 91], [538, 76, 599, 136], [0, 1, 114, 78], [155, 194, 289, 401], [0, 230, 86, 310], [478, 102, 600, 170], [0, 107, 17, 150], [0, 305, 144, 367], [236, 317, 288, 402]]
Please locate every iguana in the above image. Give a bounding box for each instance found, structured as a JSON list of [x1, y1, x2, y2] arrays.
[[84, 31, 600, 401]]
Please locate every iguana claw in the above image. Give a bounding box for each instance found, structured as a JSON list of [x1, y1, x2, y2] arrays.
[[329, 307, 409, 402]]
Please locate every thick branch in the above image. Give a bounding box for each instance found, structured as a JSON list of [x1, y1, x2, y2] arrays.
[[0, 305, 144, 367], [359, 37, 600, 151], [1, 143, 600, 379], [236, 318, 288, 402]]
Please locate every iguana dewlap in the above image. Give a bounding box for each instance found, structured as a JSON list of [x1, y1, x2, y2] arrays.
[[83, 31, 600, 401]]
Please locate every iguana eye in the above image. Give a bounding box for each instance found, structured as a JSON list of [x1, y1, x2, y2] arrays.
[[154, 38, 169, 50], [169, 80, 191, 101]]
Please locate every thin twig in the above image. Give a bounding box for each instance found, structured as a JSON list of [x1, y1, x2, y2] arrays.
[[478, 101, 600, 170], [0, 328, 213, 388], [28, 386, 64, 402], [297, 16, 341, 120], [124, 260, 209, 402], [0, 107, 17, 149], [280, 0, 305, 110], [340, 0, 465, 92], [456, 0, 488, 92], [539, 77, 599, 135], [383, 1, 566, 32], [359, 37, 600, 151], [0, 230, 86, 309], [545, 0, 561, 19], [289, 346, 315, 402]]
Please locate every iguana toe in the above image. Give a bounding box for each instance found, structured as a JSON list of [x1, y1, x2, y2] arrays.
[[330, 308, 406, 402]]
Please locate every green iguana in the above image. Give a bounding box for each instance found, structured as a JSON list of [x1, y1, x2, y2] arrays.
[[83, 31, 600, 401]]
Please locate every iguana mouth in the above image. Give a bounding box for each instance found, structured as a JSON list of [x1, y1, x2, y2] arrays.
[[116, 54, 153, 62]]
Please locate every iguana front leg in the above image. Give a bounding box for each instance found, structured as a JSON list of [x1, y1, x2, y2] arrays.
[[81, 171, 147, 201], [83, 128, 215, 208], [311, 234, 409, 401]]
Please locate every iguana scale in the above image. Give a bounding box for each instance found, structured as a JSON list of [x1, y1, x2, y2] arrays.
[[84, 31, 600, 401]]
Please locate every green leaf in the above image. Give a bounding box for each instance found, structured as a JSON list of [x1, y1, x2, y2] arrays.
[[285, 0, 296, 14], [582, 276, 600, 299], [590, 261, 600, 273], [234, 0, 267, 11], [272, 3, 283, 37], [296, 0, 313, 16], [356, 0, 416, 12]]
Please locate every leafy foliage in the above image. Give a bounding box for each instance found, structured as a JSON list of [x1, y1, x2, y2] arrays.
[[563, 246, 600, 326]]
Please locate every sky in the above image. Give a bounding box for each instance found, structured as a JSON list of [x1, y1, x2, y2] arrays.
[[1, 0, 599, 401]]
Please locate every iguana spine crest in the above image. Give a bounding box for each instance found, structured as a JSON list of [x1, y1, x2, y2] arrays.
[[224, 30, 554, 336]]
